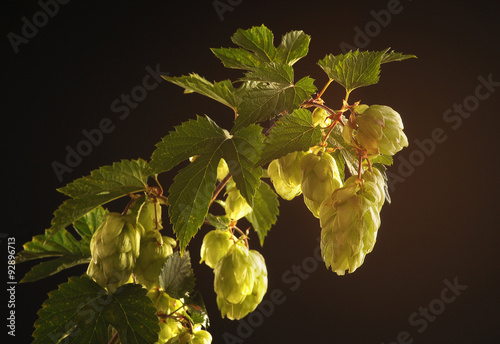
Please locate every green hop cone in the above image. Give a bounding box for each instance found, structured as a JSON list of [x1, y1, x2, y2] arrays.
[[319, 176, 381, 275], [351, 105, 408, 156], [224, 181, 252, 220], [311, 107, 330, 127], [300, 151, 343, 218], [87, 212, 141, 292], [214, 241, 268, 320], [165, 328, 212, 344], [200, 229, 234, 269], [148, 288, 184, 343], [360, 168, 386, 211], [157, 319, 183, 344], [138, 198, 165, 234], [217, 158, 230, 181], [134, 231, 176, 289], [267, 151, 306, 200]]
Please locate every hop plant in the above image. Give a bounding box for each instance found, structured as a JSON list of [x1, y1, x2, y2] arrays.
[[311, 107, 331, 127], [87, 212, 141, 292], [319, 175, 381, 275], [224, 180, 252, 220], [134, 231, 176, 289], [300, 151, 343, 217], [200, 229, 234, 269], [213, 241, 268, 320], [147, 288, 185, 343], [344, 104, 408, 156], [267, 151, 306, 200]]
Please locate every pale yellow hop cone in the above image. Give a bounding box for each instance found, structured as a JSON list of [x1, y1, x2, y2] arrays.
[[214, 241, 268, 320], [200, 229, 234, 269], [87, 212, 141, 292], [267, 151, 306, 200], [224, 180, 252, 221], [319, 176, 381, 275], [351, 105, 408, 156], [300, 151, 343, 218]]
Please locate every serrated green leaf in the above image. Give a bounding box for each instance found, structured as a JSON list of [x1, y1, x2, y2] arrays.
[[149, 115, 227, 175], [245, 181, 279, 246], [275, 30, 311, 66], [240, 62, 294, 84], [204, 213, 231, 230], [32, 276, 159, 344], [17, 207, 108, 283], [167, 151, 222, 252], [50, 160, 149, 236], [381, 50, 417, 64], [256, 108, 322, 166], [162, 73, 237, 110], [370, 154, 394, 166], [318, 49, 389, 92], [232, 76, 316, 132], [159, 251, 195, 299], [231, 24, 276, 63], [184, 291, 210, 328], [221, 124, 265, 206], [211, 47, 264, 70]]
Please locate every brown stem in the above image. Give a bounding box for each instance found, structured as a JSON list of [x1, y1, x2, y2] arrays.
[[108, 331, 119, 344], [210, 173, 232, 206]]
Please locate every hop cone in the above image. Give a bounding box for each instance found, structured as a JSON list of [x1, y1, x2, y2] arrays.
[[360, 168, 386, 211], [148, 288, 184, 343], [311, 107, 330, 127], [138, 198, 164, 233], [319, 175, 381, 275], [87, 212, 141, 292], [217, 158, 229, 181], [200, 229, 234, 269], [214, 242, 268, 320], [165, 328, 212, 344], [348, 105, 408, 156], [267, 151, 306, 200], [134, 231, 176, 289], [224, 181, 252, 220], [300, 152, 343, 218]]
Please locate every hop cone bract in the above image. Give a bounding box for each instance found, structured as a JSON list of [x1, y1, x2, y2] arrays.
[[319, 175, 381, 275], [267, 151, 306, 200], [214, 241, 268, 320], [224, 181, 252, 220], [300, 151, 343, 217], [87, 212, 141, 292], [200, 229, 234, 269]]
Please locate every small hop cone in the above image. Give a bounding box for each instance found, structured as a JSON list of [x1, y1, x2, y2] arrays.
[[214, 242, 268, 320], [311, 107, 330, 127], [87, 212, 141, 292], [217, 158, 229, 181], [353, 105, 408, 156], [200, 229, 234, 269], [224, 181, 252, 220], [267, 151, 306, 200], [165, 328, 212, 344], [138, 198, 164, 234], [300, 152, 343, 218], [134, 231, 176, 289], [319, 176, 381, 275], [156, 319, 183, 344]]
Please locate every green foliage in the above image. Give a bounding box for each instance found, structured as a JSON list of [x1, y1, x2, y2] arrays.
[[17, 24, 415, 343]]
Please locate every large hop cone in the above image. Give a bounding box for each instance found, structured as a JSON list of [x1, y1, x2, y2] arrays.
[[200, 229, 234, 269], [346, 104, 408, 156], [319, 175, 381, 275], [300, 151, 343, 218], [134, 231, 176, 289], [214, 241, 268, 320], [268, 151, 306, 200], [87, 212, 141, 292], [224, 180, 252, 221]]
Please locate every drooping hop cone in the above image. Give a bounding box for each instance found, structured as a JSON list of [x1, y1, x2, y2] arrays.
[[138, 198, 165, 233], [224, 181, 252, 221], [134, 231, 176, 289], [200, 229, 234, 269], [214, 242, 268, 320], [87, 212, 141, 291], [348, 104, 408, 156], [360, 168, 386, 211], [319, 176, 381, 275], [300, 152, 343, 218], [311, 107, 330, 127], [268, 151, 306, 200]]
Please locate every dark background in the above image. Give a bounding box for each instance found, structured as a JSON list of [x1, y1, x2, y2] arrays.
[[3, 0, 500, 343]]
